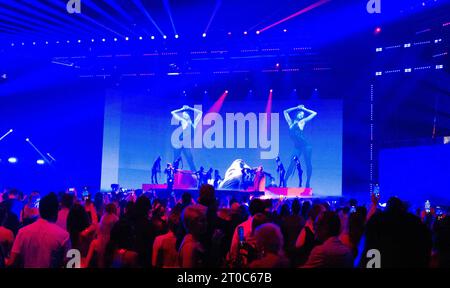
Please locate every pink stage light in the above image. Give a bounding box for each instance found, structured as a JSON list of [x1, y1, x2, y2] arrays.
[[259, 0, 331, 33]]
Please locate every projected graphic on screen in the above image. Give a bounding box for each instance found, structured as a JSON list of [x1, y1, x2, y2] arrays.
[[101, 89, 342, 196]]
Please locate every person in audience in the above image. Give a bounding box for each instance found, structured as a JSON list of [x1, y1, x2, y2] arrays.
[[84, 203, 119, 268], [179, 204, 207, 268], [133, 195, 156, 268], [281, 199, 305, 249], [356, 197, 432, 268], [104, 220, 138, 268], [339, 207, 366, 256], [249, 223, 290, 268], [57, 193, 74, 231], [152, 211, 180, 268], [432, 216, 450, 268], [293, 204, 325, 266], [0, 189, 22, 234], [0, 206, 14, 267], [20, 191, 40, 226], [197, 184, 231, 267], [302, 211, 353, 268], [67, 204, 96, 260], [300, 200, 312, 220], [6, 193, 70, 268], [235, 213, 269, 267], [229, 198, 266, 263]]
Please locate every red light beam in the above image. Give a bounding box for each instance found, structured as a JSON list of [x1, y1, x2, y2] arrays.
[[259, 0, 331, 33]]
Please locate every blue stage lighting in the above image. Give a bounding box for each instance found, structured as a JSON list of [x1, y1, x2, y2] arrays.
[[102, 38, 106, 42], [151, 36, 155, 40], [243, 31, 248, 35], [175, 34, 179, 39], [36, 159, 45, 165], [78, 39, 81, 43], [202, 33, 207, 38], [8, 157, 17, 164], [56, 41, 60, 44], [125, 37, 129, 41], [163, 35, 167, 39], [32, 42, 36, 45], [45, 41, 49, 45], [256, 30, 260, 35], [11, 43, 14, 47], [91, 39, 95, 42], [114, 38, 118, 42], [21, 42, 25, 46], [139, 36, 143, 40], [66, 40, 70, 44]]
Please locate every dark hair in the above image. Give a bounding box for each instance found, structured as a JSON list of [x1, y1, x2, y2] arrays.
[[279, 204, 290, 217], [104, 221, 136, 267], [8, 189, 19, 197], [61, 193, 74, 209], [319, 211, 341, 237], [181, 192, 192, 205], [292, 199, 301, 215], [251, 213, 268, 233], [198, 184, 216, 207], [67, 204, 90, 249], [301, 201, 311, 219], [386, 197, 406, 214], [105, 203, 117, 215], [249, 198, 265, 216], [135, 195, 151, 218], [308, 204, 324, 221], [39, 192, 59, 222], [168, 212, 181, 233]]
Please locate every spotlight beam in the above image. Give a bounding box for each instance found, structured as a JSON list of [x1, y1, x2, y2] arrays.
[[83, 0, 137, 36], [259, 0, 331, 33], [25, 1, 102, 36], [132, 0, 166, 37], [46, 1, 125, 38], [7, 1, 93, 37], [0, 129, 13, 142], [204, 0, 222, 35], [202, 90, 229, 134], [163, 0, 178, 35], [0, 10, 73, 37], [25, 138, 51, 165]]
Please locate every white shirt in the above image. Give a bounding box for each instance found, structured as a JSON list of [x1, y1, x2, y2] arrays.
[[12, 218, 71, 268]]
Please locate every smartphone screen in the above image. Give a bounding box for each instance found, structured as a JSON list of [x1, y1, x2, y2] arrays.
[[238, 226, 244, 242]]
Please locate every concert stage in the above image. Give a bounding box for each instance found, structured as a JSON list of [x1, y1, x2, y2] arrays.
[[142, 184, 313, 199]]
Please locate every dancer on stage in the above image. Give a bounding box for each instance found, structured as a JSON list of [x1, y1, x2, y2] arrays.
[[171, 105, 203, 171], [275, 157, 286, 188], [293, 156, 304, 187], [196, 166, 207, 188], [213, 170, 222, 189], [173, 156, 182, 170], [283, 104, 317, 188], [151, 156, 162, 184], [164, 163, 175, 191]]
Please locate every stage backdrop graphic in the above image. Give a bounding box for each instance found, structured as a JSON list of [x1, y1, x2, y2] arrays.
[[101, 89, 343, 196]]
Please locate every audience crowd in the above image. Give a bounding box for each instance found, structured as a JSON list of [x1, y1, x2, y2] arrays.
[[0, 185, 448, 268]]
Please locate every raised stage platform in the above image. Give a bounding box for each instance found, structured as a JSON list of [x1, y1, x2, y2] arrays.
[[142, 184, 312, 199]]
